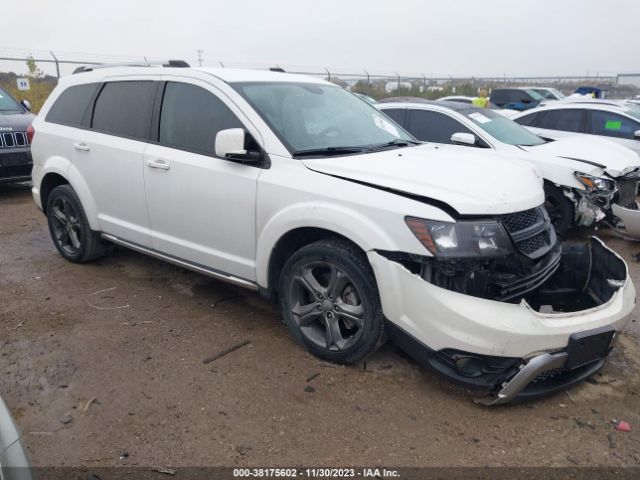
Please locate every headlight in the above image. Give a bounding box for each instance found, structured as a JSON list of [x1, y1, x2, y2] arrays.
[[405, 217, 513, 258], [574, 172, 615, 192]]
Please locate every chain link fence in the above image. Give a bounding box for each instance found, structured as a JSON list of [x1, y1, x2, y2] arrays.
[[1, 47, 638, 112]]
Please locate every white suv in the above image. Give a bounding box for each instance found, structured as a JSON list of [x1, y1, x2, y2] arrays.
[[30, 63, 635, 404]]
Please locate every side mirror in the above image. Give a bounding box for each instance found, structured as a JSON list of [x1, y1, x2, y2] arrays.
[[451, 132, 477, 146], [215, 128, 261, 163], [521, 98, 532, 104], [634, 130, 640, 139], [21, 100, 31, 111]]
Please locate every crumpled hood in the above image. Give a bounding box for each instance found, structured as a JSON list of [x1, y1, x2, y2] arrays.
[[0, 111, 35, 131], [522, 136, 640, 176], [302, 144, 544, 215]]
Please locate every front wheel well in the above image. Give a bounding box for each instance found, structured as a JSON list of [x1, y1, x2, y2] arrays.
[[40, 173, 69, 213], [265, 227, 366, 302]]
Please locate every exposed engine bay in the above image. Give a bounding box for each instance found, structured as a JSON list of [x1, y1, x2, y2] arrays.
[[380, 237, 627, 313]]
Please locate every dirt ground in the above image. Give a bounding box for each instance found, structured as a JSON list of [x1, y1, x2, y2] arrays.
[[1, 182, 639, 468]]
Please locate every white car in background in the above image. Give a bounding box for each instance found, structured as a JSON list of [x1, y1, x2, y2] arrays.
[[513, 99, 640, 157], [379, 100, 640, 236]]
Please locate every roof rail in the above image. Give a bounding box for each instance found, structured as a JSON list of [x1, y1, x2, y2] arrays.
[[73, 59, 190, 74]]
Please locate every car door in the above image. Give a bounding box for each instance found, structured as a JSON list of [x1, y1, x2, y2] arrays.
[[142, 79, 261, 282], [405, 109, 477, 145], [72, 79, 157, 247], [586, 109, 640, 156], [522, 108, 587, 141]]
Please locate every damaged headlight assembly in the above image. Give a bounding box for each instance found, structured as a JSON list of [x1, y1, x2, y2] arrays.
[[405, 217, 513, 258], [574, 172, 616, 196]]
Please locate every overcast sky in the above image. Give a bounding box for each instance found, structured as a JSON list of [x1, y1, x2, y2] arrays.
[[2, 0, 638, 77]]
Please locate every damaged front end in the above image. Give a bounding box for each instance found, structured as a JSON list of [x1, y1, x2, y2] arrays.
[[379, 206, 632, 404], [569, 166, 640, 237]]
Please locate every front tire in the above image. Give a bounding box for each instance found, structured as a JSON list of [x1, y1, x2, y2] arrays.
[[46, 185, 107, 263], [278, 239, 386, 364], [544, 182, 574, 235]]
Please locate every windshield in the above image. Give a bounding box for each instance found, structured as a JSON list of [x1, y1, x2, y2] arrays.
[[232, 82, 413, 154], [523, 89, 545, 101], [461, 108, 545, 146], [0, 87, 23, 113], [623, 104, 640, 122], [533, 88, 565, 100]]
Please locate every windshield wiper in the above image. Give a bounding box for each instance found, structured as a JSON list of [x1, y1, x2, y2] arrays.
[[293, 146, 371, 157], [368, 139, 421, 150]]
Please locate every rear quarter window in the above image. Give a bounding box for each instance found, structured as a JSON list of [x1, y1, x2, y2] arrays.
[[45, 83, 99, 127], [381, 108, 407, 127], [514, 112, 541, 127], [91, 81, 157, 140]]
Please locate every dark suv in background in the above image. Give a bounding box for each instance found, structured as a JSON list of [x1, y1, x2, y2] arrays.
[[490, 88, 543, 111], [0, 86, 35, 183]]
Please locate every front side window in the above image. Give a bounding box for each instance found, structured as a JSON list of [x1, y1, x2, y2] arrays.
[[588, 110, 640, 139], [159, 82, 243, 155], [406, 110, 473, 144], [461, 108, 545, 146], [0, 87, 23, 113], [232, 82, 412, 154], [46, 83, 99, 127], [91, 81, 156, 140], [535, 109, 586, 133]]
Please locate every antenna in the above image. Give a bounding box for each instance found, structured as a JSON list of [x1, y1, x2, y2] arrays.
[[197, 49, 204, 67]]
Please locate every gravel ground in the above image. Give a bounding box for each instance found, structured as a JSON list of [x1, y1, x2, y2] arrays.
[[1, 182, 639, 468]]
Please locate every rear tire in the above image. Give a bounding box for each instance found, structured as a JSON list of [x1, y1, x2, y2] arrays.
[[544, 183, 574, 235], [278, 239, 386, 364], [46, 185, 107, 263]]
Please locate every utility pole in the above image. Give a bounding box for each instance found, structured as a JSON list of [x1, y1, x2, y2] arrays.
[[197, 49, 204, 67]]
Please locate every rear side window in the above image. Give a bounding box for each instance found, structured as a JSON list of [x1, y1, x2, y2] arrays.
[[159, 82, 243, 155], [91, 81, 156, 140], [46, 83, 99, 127], [514, 112, 541, 127], [382, 108, 407, 127], [490, 90, 507, 104], [406, 110, 474, 144], [588, 111, 640, 139], [534, 109, 585, 133]]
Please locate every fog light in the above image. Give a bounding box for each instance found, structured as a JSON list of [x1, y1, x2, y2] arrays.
[[454, 356, 487, 377]]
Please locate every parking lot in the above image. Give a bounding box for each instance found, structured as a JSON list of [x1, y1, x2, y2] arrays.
[[1, 182, 639, 468]]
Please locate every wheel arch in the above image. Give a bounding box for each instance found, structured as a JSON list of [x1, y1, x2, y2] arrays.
[[39, 162, 100, 231], [256, 203, 401, 300]]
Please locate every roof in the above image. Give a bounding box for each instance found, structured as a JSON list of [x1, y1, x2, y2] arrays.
[[68, 64, 330, 85], [379, 99, 477, 112]]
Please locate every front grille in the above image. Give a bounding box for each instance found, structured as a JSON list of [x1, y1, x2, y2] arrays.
[[518, 231, 550, 255], [0, 131, 30, 149], [533, 367, 565, 383], [502, 207, 541, 232], [500, 206, 555, 259]]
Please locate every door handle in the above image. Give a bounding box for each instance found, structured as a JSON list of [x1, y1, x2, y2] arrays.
[[72, 142, 90, 152], [146, 159, 170, 170]]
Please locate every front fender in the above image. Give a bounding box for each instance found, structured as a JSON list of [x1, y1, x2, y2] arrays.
[[255, 201, 410, 287]]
